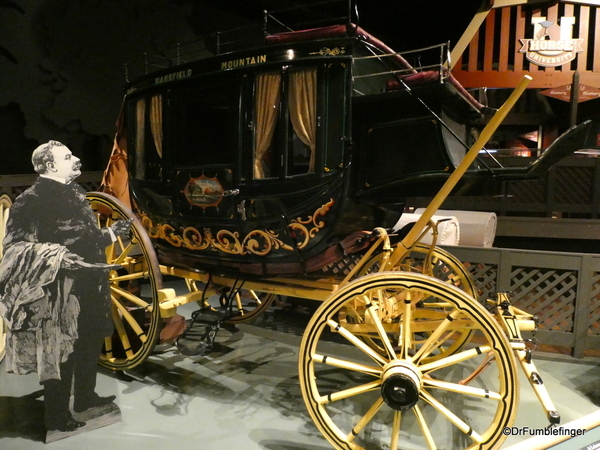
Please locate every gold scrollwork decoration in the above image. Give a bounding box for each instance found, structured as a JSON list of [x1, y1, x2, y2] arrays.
[[139, 199, 334, 256], [181, 226, 210, 251], [310, 47, 346, 56], [290, 198, 334, 239]]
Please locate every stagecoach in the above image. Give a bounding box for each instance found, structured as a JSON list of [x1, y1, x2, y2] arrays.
[[2, 2, 598, 449]]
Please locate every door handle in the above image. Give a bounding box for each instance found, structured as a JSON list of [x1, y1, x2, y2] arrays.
[[237, 200, 247, 221]]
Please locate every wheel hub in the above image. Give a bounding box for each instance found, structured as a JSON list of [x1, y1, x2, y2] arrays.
[[381, 362, 422, 411]]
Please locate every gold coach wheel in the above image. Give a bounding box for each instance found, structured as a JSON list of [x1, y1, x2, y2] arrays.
[[299, 272, 518, 450], [357, 243, 477, 295], [87, 192, 164, 371], [353, 243, 478, 362]]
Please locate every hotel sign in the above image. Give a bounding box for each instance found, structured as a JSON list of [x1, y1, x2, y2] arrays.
[[519, 17, 584, 67]]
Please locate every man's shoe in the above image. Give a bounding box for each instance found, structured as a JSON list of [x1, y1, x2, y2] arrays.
[[73, 394, 117, 413], [47, 416, 86, 432]]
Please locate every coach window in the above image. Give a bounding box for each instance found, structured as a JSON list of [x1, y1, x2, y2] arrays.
[[175, 80, 235, 167], [133, 94, 163, 181], [253, 66, 318, 179], [253, 70, 282, 179]]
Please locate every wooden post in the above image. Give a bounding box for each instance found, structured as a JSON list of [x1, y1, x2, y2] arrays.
[[570, 70, 580, 127]]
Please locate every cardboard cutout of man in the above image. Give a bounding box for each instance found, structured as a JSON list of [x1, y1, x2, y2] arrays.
[[0, 140, 130, 435]]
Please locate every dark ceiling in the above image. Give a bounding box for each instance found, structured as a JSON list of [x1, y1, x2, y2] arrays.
[[0, 0, 485, 174], [184, 0, 484, 51]]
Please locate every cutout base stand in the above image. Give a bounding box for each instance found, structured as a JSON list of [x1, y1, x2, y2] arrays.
[[45, 401, 121, 444]]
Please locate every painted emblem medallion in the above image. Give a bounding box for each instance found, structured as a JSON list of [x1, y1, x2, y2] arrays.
[[182, 175, 224, 208]]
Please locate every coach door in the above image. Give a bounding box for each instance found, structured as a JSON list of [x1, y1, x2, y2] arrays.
[[172, 74, 242, 223]]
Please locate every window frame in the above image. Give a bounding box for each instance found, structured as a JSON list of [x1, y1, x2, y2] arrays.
[[250, 64, 323, 182]]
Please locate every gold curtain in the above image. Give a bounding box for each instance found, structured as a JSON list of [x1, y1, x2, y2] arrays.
[[100, 98, 131, 209], [288, 67, 317, 173], [149, 94, 163, 158], [135, 98, 146, 180], [254, 71, 282, 179]]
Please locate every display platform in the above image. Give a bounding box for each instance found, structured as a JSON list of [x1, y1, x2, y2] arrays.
[[0, 280, 599, 450]]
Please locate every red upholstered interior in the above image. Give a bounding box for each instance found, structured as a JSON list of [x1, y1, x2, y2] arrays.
[[265, 23, 484, 112], [265, 23, 416, 74], [265, 23, 354, 44], [386, 71, 442, 89], [386, 71, 485, 111]]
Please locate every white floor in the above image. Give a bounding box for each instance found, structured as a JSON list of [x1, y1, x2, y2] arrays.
[[1, 292, 599, 450]]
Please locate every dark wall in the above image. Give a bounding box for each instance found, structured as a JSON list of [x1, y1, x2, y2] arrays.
[[0, 0, 246, 174], [0, 0, 479, 174]]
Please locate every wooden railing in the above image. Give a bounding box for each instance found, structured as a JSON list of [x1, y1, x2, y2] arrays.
[[0, 171, 104, 200], [407, 156, 600, 219], [444, 244, 600, 358]]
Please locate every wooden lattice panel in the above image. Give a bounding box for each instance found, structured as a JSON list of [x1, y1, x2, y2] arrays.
[[463, 261, 498, 302], [321, 255, 360, 277], [79, 180, 102, 192], [589, 272, 600, 336], [507, 178, 547, 204], [553, 166, 593, 204], [9, 186, 29, 199], [510, 266, 577, 332]]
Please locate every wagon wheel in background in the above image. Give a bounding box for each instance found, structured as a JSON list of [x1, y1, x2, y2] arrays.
[[357, 243, 477, 294], [350, 243, 477, 362], [185, 278, 277, 324], [299, 272, 518, 450], [0, 194, 11, 363], [87, 192, 164, 371]]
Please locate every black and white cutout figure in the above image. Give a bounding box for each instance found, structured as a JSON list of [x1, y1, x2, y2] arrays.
[[0, 140, 130, 436]]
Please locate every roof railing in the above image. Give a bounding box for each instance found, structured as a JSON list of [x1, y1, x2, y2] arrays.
[[123, 1, 362, 81], [352, 42, 451, 83], [263, 0, 355, 34]]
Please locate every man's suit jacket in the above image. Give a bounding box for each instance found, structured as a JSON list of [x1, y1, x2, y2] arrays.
[[0, 177, 113, 381]]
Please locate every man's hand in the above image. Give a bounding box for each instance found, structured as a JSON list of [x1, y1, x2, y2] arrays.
[[110, 219, 133, 238], [61, 252, 86, 270]]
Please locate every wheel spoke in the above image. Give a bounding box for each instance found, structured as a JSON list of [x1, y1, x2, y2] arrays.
[[419, 345, 492, 373], [103, 336, 113, 361], [424, 378, 502, 400], [313, 353, 381, 376], [346, 397, 386, 443], [400, 290, 413, 359], [317, 380, 381, 404], [248, 290, 262, 304], [111, 301, 134, 359], [112, 239, 138, 266], [412, 309, 462, 363], [234, 292, 244, 314], [414, 404, 437, 450], [327, 319, 387, 366], [110, 272, 151, 283], [390, 411, 401, 450], [363, 294, 397, 360], [112, 297, 148, 344], [110, 284, 151, 309], [420, 389, 483, 443]]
